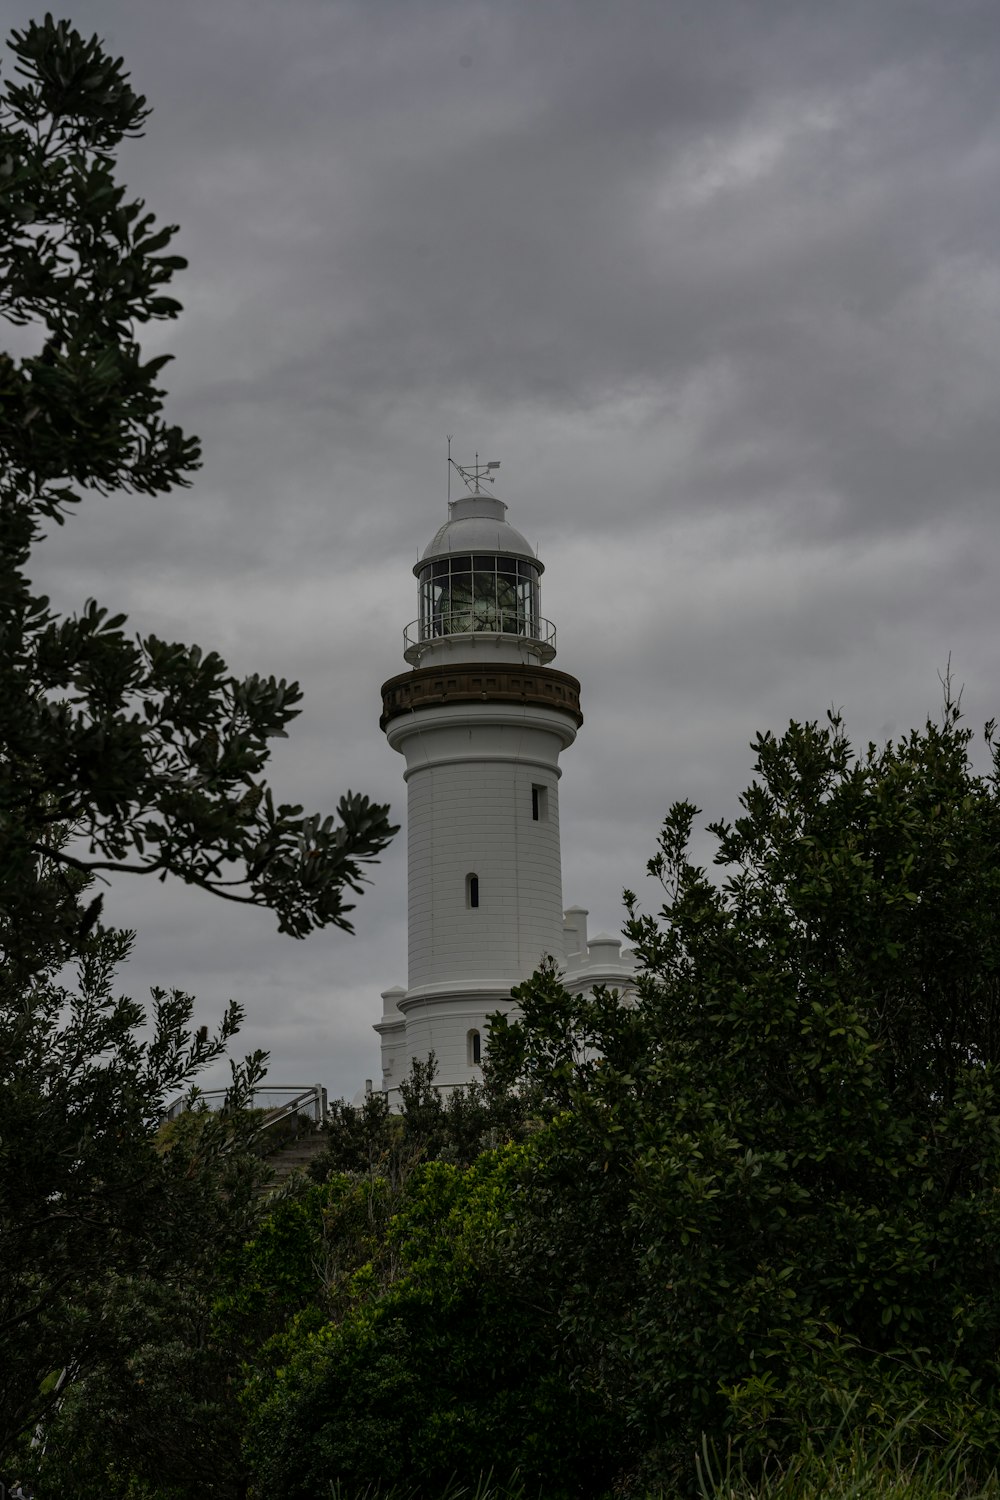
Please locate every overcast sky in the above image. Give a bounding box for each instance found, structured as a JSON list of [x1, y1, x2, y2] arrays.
[[12, 0, 1000, 1102]]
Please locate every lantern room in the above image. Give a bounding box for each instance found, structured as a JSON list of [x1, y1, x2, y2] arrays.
[[403, 491, 556, 665]]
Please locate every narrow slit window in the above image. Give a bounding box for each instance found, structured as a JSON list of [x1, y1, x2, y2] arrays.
[[468, 1029, 482, 1066], [531, 784, 548, 822], [466, 873, 479, 909]]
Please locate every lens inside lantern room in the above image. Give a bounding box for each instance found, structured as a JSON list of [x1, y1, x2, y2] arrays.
[[417, 554, 540, 638]]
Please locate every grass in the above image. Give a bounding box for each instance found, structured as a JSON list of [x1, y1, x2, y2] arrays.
[[323, 1435, 1000, 1500], [327, 1480, 527, 1500], [695, 1423, 1000, 1500]]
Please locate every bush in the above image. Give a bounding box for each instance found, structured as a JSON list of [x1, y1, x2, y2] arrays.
[[244, 1151, 623, 1500], [490, 706, 1000, 1487]]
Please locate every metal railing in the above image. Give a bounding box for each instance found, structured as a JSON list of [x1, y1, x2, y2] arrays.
[[404, 612, 556, 653], [163, 1082, 327, 1132]]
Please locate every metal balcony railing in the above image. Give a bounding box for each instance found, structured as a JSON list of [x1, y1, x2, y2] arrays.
[[404, 612, 557, 654]]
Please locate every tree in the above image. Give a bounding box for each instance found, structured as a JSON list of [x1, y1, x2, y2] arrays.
[[0, 14, 397, 991], [307, 1051, 535, 1188], [0, 14, 396, 1471], [0, 917, 271, 1469], [490, 704, 1000, 1488], [25, 1271, 250, 1500], [243, 1152, 623, 1500], [34, 1074, 553, 1500]]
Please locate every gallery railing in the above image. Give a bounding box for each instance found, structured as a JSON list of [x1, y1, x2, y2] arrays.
[[404, 612, 556, 653]]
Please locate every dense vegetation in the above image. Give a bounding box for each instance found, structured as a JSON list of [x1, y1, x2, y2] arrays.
[[0, 13, 393, 1483], [4, 16, 1000, 1500], [489, 704, 1000, 1491], [238, 704, 1000, 1499], [23, 702, 1000, 1498]]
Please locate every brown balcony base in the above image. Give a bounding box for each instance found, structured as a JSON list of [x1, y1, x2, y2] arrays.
[[380, 663, 583, 730]]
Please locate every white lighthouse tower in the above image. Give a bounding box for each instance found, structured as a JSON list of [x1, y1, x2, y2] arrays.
[[376, 458, 586, 1095]]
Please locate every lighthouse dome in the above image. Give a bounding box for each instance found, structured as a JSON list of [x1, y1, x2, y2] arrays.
[[416, 492, 542, 574]]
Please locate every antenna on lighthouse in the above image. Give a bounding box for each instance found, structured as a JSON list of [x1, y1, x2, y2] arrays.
[[450, 450, 501, 495]]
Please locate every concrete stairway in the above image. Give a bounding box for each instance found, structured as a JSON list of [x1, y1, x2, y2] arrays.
[[259, 1131, 328, 1192]]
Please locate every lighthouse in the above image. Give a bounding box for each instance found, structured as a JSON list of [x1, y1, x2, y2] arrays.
[[374, 450, 632, 1098], [376, 457, 631, 1097]]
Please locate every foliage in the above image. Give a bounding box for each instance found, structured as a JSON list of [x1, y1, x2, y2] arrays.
[[244, 1149, 622, 1500], [220, 1173, 398, 1348], [34, 1171, 394, 1499], [25, 1140, 366, 1499], [230, 1060, 559, 1496], [0, 13, 393, 1480], [308, 1051, 536, 1188], [33, 1068, 530, 1500], [0, 915, 273, 1465], [0, 12, 397, 993], [30, 692, 1000, 1497], [324, 1483, 531, 1500], [25, 1271, 250, 1500], [490, 706, 1000, 1488], [696, 1415, 1000, 1500]]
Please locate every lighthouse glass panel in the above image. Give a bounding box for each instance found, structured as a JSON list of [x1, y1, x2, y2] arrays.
[[418, 557, 539, 639]]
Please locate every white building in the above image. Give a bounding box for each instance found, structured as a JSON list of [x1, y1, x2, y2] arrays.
[[376, 469, 634, 1098]]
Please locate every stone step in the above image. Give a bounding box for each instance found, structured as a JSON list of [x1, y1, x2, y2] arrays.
[[258, 1130, 327, 1192]]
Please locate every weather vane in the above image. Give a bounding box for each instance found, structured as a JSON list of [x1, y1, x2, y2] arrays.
[[447, 435, 499, 499]]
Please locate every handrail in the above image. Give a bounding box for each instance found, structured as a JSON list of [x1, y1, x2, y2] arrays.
[[255, 1085, 328, 1139], [404, 612, 556, 652], [163, 1082, 327, 1127]]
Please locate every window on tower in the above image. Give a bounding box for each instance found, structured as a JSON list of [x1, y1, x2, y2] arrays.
[[531, 783, 548, 822], [466, 873, 479, 909], [467, 1029, 482, 1066]]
